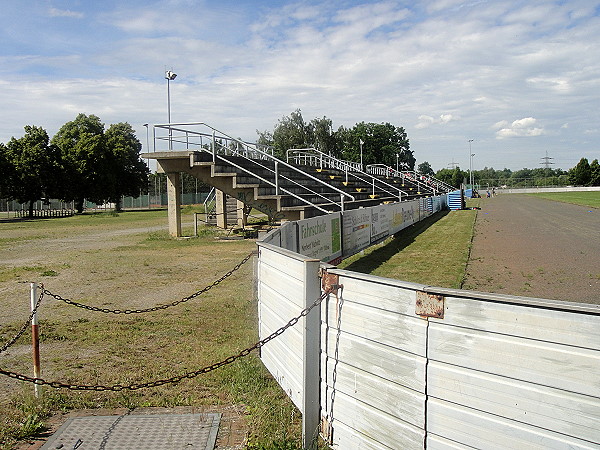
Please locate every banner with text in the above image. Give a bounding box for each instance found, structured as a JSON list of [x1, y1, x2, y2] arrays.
[[342, 208, 372, 256], [297, 213, 342, 263]]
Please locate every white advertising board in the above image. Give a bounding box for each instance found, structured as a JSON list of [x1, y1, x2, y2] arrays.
[[297, 213, 342, 263], [389, 200, 420, 235], [342, 208, 371, 256], [371, 204, 390, 243]]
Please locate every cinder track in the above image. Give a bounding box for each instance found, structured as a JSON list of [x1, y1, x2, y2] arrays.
[[463, 194, 600, 304]]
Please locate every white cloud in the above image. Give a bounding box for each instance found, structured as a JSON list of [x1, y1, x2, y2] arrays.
[[1, 0, 599, 171], [415, 114, 459, 129], [494, 117, 545, 139], [48, 7, 84, 19]]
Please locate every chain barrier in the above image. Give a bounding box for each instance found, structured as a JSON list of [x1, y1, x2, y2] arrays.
[[0, 285, 44, 355], [42, 252, 254, 314], [0, 291, 328, 391]]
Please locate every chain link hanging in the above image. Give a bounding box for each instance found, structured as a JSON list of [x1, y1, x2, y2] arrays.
[[0, 292, 328, 391], [0, 285, 44, 355], [43, 252, 254, 314]]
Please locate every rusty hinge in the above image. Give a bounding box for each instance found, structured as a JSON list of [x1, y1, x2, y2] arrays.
[[416, 291, 445, 318], [320, 417, 332, 444], [321, 270, 340, 295]]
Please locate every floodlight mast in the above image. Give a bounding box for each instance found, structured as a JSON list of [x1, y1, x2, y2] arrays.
[[165, 70, 177, 150], [468, 139, 474, 188]]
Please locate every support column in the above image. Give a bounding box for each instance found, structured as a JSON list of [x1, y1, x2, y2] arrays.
[[237, 199, 247, 228], [303, 258, 321, 450], [166, 172, 182, 237], [216, 189, 228, 229]]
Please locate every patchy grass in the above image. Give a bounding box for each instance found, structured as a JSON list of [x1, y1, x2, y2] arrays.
[[339, 206, 478, 289], [0, 203, 481, 448], [527, 191, 600, 208], [0, 210, 301, 449]]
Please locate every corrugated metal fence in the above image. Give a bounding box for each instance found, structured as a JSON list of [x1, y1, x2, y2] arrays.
[[256, 207, 600, 448]]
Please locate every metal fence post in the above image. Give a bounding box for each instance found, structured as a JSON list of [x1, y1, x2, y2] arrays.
[[303, 259, 321, 450], [30, 283, 41, 398]]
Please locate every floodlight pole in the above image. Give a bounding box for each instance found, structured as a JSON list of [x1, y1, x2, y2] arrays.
[[360, 139, 364, 170], [468, 139, 474, 188], [143, 124, 149, 153], [165, 70, 177, 150]]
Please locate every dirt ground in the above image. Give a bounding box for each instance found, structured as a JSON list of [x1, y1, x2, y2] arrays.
[[0, 218, 254, 449], [463, 194, 600, 304]]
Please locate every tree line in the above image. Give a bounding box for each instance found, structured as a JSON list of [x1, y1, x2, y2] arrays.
[[257, 109, 415, 170], [0, 114, 149, 216], [433, 158, 600, 189]]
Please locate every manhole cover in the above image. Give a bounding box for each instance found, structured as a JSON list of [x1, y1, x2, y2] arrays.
[[40, 413, 220, 450]]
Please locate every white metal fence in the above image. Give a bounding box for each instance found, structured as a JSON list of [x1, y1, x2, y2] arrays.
[[256, 201, 600, 449]]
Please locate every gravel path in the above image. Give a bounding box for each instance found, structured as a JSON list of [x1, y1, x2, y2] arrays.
[[463, 194, 599, 304]]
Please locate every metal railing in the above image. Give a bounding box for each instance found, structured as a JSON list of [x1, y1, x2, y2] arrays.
[[153, 123, 355, 213], [287, 149, 408, 201], [202, 187, 216, 218], [366, 165, 453, 194]]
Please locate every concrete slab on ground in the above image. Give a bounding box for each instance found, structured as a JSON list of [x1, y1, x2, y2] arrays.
[[40, 413, 220, 450]]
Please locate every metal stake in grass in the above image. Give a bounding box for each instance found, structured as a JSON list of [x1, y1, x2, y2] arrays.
[[30, 282, 42, 398]]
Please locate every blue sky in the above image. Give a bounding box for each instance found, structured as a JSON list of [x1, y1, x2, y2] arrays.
[[1, 0, 599, 171]]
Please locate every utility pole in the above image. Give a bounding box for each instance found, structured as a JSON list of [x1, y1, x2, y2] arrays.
[[541, 151, 554, 169], [448, 159, 459, 169]]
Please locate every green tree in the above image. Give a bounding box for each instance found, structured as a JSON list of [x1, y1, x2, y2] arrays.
[[435, 167, 466, 188], [104, 122, 149, 211], [338, 122, 413, 170], [569, 158, 592, 185], [4, 125, 61, 217], [308, 116, 336, 156], [257, 109, 313, 158], [417, 161, 434, 176], [0, 143, 11, 199], [589, 159, 600, 186], [451, 167, 467, 188], [51, 114, 109, 212]]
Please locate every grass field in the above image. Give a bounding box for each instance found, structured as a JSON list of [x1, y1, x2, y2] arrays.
[[527, 191, 600, 208], [0, 205, 478, 448], [339, 206, 478, 289], [0, 211, 297, 449]]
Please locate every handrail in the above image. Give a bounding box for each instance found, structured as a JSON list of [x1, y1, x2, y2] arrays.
[[203, 187, 216, 217], [153, 123, 355, 212], [287, 148, 408, 201], [366, 164, 453, 194]]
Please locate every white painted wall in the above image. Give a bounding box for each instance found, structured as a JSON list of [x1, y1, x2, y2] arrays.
[[256, 202, 600, 449]]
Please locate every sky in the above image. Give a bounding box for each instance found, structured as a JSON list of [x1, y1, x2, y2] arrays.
[[1, 0, 599, 172]]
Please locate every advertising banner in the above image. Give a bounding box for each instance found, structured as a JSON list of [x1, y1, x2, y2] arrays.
[[342, 208, 371, 256], [389, 200, 419, 235], [370, 204, 390, 243], [297, 213, 342, 263]]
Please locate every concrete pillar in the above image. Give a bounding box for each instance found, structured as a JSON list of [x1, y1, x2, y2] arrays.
[[237, 199, 247, 228], [216, 189, 228, 229], [166, 172, 182, 237]]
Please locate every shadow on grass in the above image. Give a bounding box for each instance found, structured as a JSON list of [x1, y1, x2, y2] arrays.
[[340, 210, 450, 274]]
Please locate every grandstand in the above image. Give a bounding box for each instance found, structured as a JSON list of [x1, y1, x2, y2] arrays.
[[143, 122, 454, 236]]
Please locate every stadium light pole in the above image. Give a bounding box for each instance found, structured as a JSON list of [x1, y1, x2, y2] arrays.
[[165, 70, 177, 150], [143, 123, 149, 153], [468, 139, 474, 187], [359, 139, 364, 170]]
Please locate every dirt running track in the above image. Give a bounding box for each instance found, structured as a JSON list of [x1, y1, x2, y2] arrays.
[[463, 194, 599, 304]]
